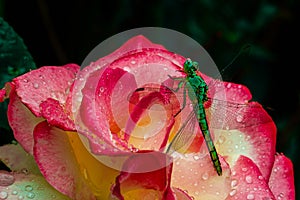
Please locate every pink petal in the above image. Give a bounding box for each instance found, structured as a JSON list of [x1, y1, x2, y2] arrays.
[[171, 153, 231, 199], [33, 121, 95, 200], [0, 88, 6, 102], [13, 64, 79, 116], [40, 98, 75, 130], [7, 90, 44, 154], [268, 153, 295, 200], [226, 155, 275, 199], [172, 188, 194, 200], [75, 47, 185, 154], [212, 101, 276, 180], [125, 84, 180, 151], [77, 67, 132, 154], [111, 151, 176, 199]]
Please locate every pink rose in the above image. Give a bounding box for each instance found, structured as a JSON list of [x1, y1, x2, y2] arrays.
[[0, 35, 294, 199]]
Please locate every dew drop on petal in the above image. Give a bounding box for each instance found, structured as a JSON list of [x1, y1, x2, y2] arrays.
[[25, 185, 33, 192], [131, 60, 136, 65], [242, 167, 248, 172], [0, 191, 8, 199], [100, 87, 106, 93], [193, 155, 200, 160], [231, 179, 238, 187], [218, 135, 226, 144], [245, 175, 253, 184], [26, 192, 35, 199], [0, 171, 15, 186], [246, 193, 255, 199], [11, 191, 18, 195], [229, 189, 236, 196], [201, 172, 209, 180], [236, 114, 243, 122], [33, 83, 39, 89]]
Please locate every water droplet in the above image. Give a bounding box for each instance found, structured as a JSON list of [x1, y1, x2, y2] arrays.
[[11, 191, 18, 195], [26, 192, 35, 199], [33, 83, 39, 89], [246, 193, 255, 199], [277, 192, 284, 199], [218, 135, 226, 144], [226, 83, 232, 88], [245, 175, 253, 184], [99, 87, 105, 93], [236, 114, 243, 122], [231, 179, 238, 187], [242, 167, 248, 172], [18, 195, 24, 199], [131, 60, 136, 65], [193, 155, 200, 160], [201, 172, 209, 180], [23, 79, 28, 83], [21, 168, 29, 175], [0, 171, 15, 186], [25, 185, 33, 192], [229, 189, 236, 196], [0, 191, 8, 199], [123, 66, 131, 72]]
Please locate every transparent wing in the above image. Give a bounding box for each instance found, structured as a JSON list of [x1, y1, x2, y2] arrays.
[[165, 106, 198, 154]]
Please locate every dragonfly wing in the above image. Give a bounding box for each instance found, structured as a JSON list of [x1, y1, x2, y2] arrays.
[[207, 99, 273, 130], [165, 107, 198, 154]]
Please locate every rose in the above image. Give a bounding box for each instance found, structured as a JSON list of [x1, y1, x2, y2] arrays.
[[0, 35, 295, 199]]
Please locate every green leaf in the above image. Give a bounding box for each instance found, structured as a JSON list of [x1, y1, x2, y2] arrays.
[[0, 17, 36, 131]]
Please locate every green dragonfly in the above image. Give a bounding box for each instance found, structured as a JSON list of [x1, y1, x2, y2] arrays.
[[128, 56, 270, 176], [168, 58, 222, 175]]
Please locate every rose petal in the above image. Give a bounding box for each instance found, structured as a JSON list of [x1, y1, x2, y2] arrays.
[[0, 89, 6, 102], [172, 188, 194, 200], [13, 64, 79, 116], [77, 67, 130, 154], [0, 144, 40, 174], [171, 153, 231, 199], [0, 172, 70, 200], [68, 131, 120, 199], [111, 151, 175, 200], [7, 90, 44, 154], [33, 121, 96, 199], [125, 84, 181, 151], [40, 98, 75, 130], [212, 101, 276, 180], [226, 155, 275, 199], [268, 153, 295, 200]]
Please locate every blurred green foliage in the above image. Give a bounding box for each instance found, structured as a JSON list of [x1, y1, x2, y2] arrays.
[[0, 17, 36, 142], [0, 0, 299, 198]]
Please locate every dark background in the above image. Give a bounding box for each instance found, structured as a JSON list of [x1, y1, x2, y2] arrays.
[[1, 0, 299, 198]]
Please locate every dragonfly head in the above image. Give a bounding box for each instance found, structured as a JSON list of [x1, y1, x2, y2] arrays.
[[183, 58, 198, 75]]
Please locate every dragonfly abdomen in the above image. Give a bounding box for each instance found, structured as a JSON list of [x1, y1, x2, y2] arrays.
[[196, 104, 222, 176]]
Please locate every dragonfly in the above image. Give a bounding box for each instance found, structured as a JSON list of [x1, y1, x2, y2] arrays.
[[169, 58, 222, 175]]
